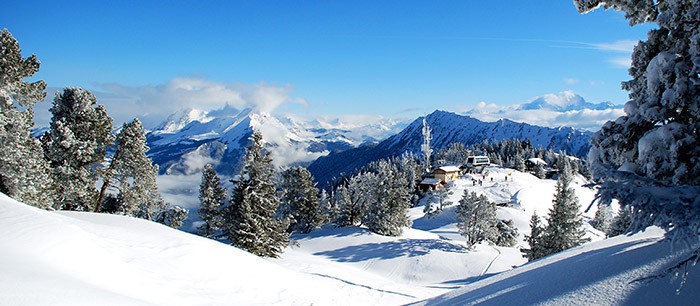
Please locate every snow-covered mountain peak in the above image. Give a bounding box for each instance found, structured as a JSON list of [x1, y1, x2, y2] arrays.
[[153, 107, 211, 134]]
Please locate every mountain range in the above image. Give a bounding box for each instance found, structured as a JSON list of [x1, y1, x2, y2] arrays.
[[307, 110, 593, 187], [145, 105, 406, 175], [143, 91, 617, 182]]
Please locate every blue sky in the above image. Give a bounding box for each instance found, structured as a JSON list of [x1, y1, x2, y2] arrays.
[[3, 1, 653, 126]]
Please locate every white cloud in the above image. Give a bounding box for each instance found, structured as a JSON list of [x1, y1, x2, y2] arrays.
[[564, 78, 578, 85], [591, 40, 638, 53], [462, 91, 625, 131], [608, 56, 632, 69], [35, 78, 298, 129]]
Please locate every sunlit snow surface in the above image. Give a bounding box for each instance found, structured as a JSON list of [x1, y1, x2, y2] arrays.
[[2, 166, 698, 305]]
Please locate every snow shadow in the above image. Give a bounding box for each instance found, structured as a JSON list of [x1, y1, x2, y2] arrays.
[[293, 226, 373, 240], [413, 206, 458, 231], [314, 238, 468, 262], [418, 238, 698, 306]]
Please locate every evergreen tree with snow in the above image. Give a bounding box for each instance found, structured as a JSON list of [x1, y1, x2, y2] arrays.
[[42, 87, 113, 211], [333, 185, 353, 227], [533, 163, 546, 179], [607, 206, 632, 237], [424, 187, 453, 215], [495, 219, 519, 247], [456, 190, 498, 248], [363, 160, 412, 236], [592, 202, 614, 235], [575, 1, 700, 286], [337, 172, 376, 227], [522, 212, 547, 261], [0, 29, 56, 209], [542, 157, 589, 255], [278, 166, 322, 234], [576, 0, 700, 237], [157, 205, 189, 229], [198, 163, 226, 238], [317, 189, 334, 226], [224, 130, 288, 257], [111, 119, 167, 220]]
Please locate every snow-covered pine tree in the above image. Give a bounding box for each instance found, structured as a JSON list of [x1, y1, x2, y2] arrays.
[[157, 205, 189, 229], [592, 202, 614, 235], [533, 162, 546, 179], [279, 166, 322, 234], [198, 163, 226, 238], [111, 119, 167, 220], [224, 130, 288, 257], [317, 189, 334, 226], [0, 29, 55, 209], [363, 159, 412, 236], [495, 219, 519, 247], [456, 190, 498, 248], [543, 157, 589, 255], [42, 87, 113, 211], [607, 206, 632, 237], [576, 1, 700, 288], [522, 211, 547, 261], [338, 171, 376, 227], [576, 0, 700, 237], [332, 185, 353, 227]]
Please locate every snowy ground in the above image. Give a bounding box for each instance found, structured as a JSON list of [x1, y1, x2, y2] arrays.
[[2, 166, 698, 305]]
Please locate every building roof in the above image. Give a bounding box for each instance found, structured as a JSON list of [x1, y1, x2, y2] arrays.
[[436, 166, 461, 173], [420, 178, 442, 185], [527, 158, 547, 165]]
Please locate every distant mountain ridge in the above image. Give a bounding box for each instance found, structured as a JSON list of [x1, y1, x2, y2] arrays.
[[308, 110, 593, 187], [145, 106, 407, 176]]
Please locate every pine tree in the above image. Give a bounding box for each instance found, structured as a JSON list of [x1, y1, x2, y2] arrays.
[[337, 172, 375, 227], [224, 131, 288, 257], [278, 166, 321, 234], [157, 205, 189, 229], [607, 206, 632, 237], [592, 203, 614, 235], [363, 160, 412, 236], [42, 87, 113, 211], [576, 0, 700, 235], [333, 185, 353, 227], [113, 119, 167, 220], [495, 219, 519, 247], [533, 163, 546, 179], [317, 189, 334, 226], [522, 212, 546, 261], [198, 163, 226, 238], [543, 158, 589, 255], [0, 29, 55, 209], [456, 190, 498, 248]]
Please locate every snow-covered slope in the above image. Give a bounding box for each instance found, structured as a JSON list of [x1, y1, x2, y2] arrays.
[[308, 110, 592, 187], [146, 106, 407, 175], [416, 226, 699, 305], [0, 193, 418, 305], [3, 165, 698, 305]]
